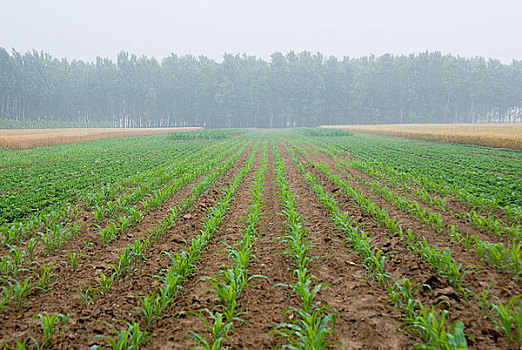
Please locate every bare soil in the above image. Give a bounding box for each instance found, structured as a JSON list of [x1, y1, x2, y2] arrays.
[[0, 144, 251, 348], [1, 140, 519, 349], [292, 143, 520, 349]]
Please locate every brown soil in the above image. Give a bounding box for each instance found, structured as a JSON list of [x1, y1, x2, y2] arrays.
[[229, 146, 297, 349], [1, 138, 520, 349], [307, 145, 517, 248], [143, 144, 263, 349], [0, 145, 244, 289], [0, 144, 253, 348], [290, 143, 520, 349], [313, 142, 519, 232], [279, 144, 416, 349]]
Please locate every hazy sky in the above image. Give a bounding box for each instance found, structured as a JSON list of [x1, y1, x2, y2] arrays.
[[1, 0, 522, 63]]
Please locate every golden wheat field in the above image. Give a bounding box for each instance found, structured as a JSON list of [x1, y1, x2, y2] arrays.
[[0, 127, 203, 149], [320, 123, 522, 150]]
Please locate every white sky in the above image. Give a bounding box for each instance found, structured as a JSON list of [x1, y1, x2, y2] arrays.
[[1, 0, 522, 63]]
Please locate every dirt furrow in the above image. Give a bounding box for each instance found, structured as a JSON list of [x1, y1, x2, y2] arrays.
[[313, 147, 517, 247], [292, 146, 516, 349], [0, 143, 242, 258], [229, 146, 296, 349], [144, 144, 262, 349], [0, 146, 242, 321], [0, 145, 254, 348], [279, 144, 416, 349], [298, 146, 521, 299], [316, 142, 516, 226]]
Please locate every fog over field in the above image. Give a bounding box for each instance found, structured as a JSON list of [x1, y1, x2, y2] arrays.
[[2, 3, 522, 349], [2, 0, 522, 63], [0, 1, 521, 129]]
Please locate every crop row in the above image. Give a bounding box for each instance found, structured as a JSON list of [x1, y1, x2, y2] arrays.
[[0, 140, 244, 281], [4, 141, 259, 349], [92, 141, 246, 248], [168, 129, 248, 140], [74, 143, 253, 309], [284, 144, 469, 349], [272, 144, 338, 349], [0, 133, 177, 169], [3, 138, 245, 245], [348, 134, 522, 207], [89, 143, 259, 349], [289, 142, 522, 348], [302, 137, 521, 233], [0, 139, 240, 253], [0, 136, 218, 224], [0, 141, 250, 314], [1, 130, 520, 348], [305, 134, 522, 219], [295, 141, 522, 280], [189, 142, 269, 348]]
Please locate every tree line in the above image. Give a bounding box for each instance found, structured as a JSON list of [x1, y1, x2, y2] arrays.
[[1, 48, 521, 128]]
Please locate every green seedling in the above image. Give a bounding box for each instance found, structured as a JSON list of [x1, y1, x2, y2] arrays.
[[78, 284, 97, 306], [34, 312, 70, 348]]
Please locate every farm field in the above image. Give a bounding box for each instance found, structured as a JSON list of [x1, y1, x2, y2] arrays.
[[321, 123, 522, 150], [0, 127, 203, 149], [0, 129, 521, 349]]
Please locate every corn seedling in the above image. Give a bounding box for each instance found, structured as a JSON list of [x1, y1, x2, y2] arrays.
[[188, 309, 233, 350], [94, 321, 149, 350], [100, 221, 118, 247], [10, 277, 33, 311], [78, 284, 97, 306], [0, 336, 39, 350], [7, 245, 26, 275], [286, 142, 471, 349], [137, 290, 162, 330], [403, 308, 469, 350], [94, 205, 105, 223], [33, 262, 56, 292], [68, 250, 81, 271], [273, 144, 338, 349], [26, 238, 39, 263], [489, 295, 522, 347], [34, 312, 70, 348], [1, 285, 14, 312], [99, 271, 116, 295], [111, 246, 134, 277]]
